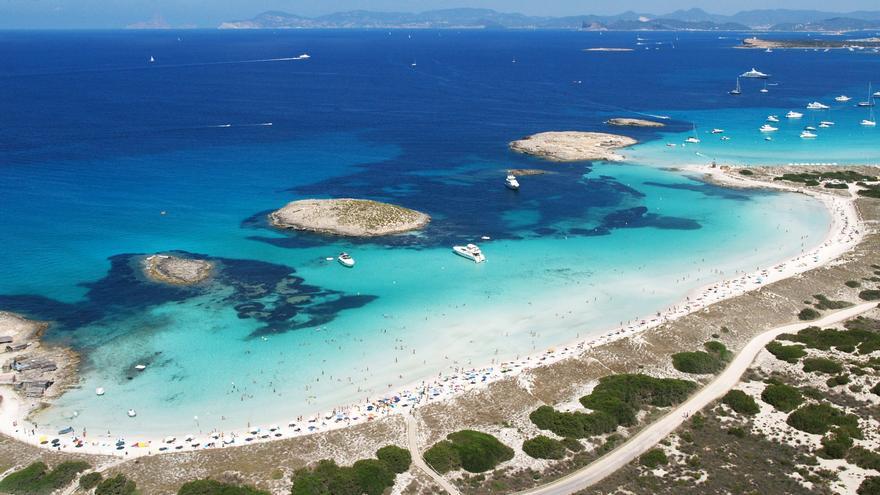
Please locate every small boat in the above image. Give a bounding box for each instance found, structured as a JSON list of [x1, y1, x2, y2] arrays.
[[134, 364, 146, 371], [337, 252, 355, 268], [504, 175, 520, 190], [874, 91, 880, 98], [835, 95, 852, 102], [149, 56, 155, 63], [857, 101, 875, 107], [127, 409, 137, 417], [800, 130, 817, 138], [804, 126, 817, 131], [95, 387, 105, 396], [863, 119, 877, 127], [684, 124, 700, 143], [58, 426, 74, 435], [819, 123, 831, 128], [767, 115, 780, 122], [729, 78, 742, 96], [711, 128, 724, 134], [786, 111, 804, 119], [806, 101, 830, 110], [740, 67, 770, 79], [765, 136, 772, 141], [760, 82, 769, 93], [294, 53, 310, 60], [765, 48, 773, 53], [452, 244, 486, 263], [720, 136, 730, 141], [760, 124, 778, 132], [819, 121, 835, 126], [410, 62, 417, 67]]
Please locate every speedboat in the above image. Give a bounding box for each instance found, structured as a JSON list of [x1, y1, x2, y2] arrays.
[[857, 101, 875, 107], [711, 128, 724, 134], [786, 111, 803, 118], [835, 95, 852, 102], [740, 67, 769, 79], [767, 115, 780, 122], [819, 121, 835, 126], [806, 102, 829, 110], [800, 130, 817, 138], [861, 119, 877, 127], [760, 124, 778, 132], [685, 136, 700, 143], [819, 123, 831, 128], [96, 387, 105, 396], [135, 364, 146, 371], [804, 126, 817, 131], [452, 244, 486, 263], [337, 252, 355, 268], [505, 175, 520, 190], [127, 409, 137, 417], [294, 53, 310, 60], [764, 136, 773, 141], [874, 91, 880, 98]]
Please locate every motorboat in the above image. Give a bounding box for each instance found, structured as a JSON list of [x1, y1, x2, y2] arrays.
[[711, 128, 724, 134], [95, 387, 105, 396], [720, 136, 730, 141], [729, 78, 742, 96], [804, 126, 817, 131], [806, 102, 830, 110], [819, 123, 831, 128], [759, 124, 778, 132], [135, 364, 146, 371], [819, 121, 835, 126], [764, 136, 772, 141], [767, 115, 780, 122], [740, 67, 769, 79], [337, 252, 355, 268], [294, 53, 311, 60], [800, 130, 817, 138], [127, 409, 137, 417], [452, 244, 486, 263], [835, 95, 852, 102], [786, 111, 803, 118], [505, 175, 520, 190], [863, 119, 877, 127]]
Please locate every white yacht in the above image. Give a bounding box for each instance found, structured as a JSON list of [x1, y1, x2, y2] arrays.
[[819, 121, 835, 126], [786, 111, 804, 119], [800, 130, 817, 138], [711, 128, 724, 134], [452, 244, 486, 263], [760, 124, 778, 132], [874, 91, 880, 98], [740, 67, 770, 79], [767, 115, 780, 122], [819, 122, 831, 128], [128, 409, 137, 417], [806, 102, 830, 110], [337, 252, 355, 268], [505, 175, 520, 190], [835, 95, 852, 102], [95, 387, 105, 396]]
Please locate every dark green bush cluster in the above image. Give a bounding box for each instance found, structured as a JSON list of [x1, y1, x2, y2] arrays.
[[872, 382, 880, 396], [291, 444, 412, 495], [560, 437, 584, 452], [858, 186, 880, 199], [722, 390, 759, 415], [824, 182, 849, 189], [178, 479, 268, 495], [798, 308, 821, 321], [375, 445, 412, 474], [639, 449, 668, 468], [802, 357, 844, 374], [779, 324, 880, 354], [522, 435, 566, 460], [845, 280, 862, 288], [738, 169, 754, 176], [671, 351, 724, 374], [775, 170, 877, 184], [579, 374, 697, 427], [786, 403, 861, 437], [848, 447, 880, 470], [423, 430, 513, 474], [766, 341, 807, 363], [826, 375, 851, 387], [820, 430, 854, 459], [812, 294, 853, 310], [95, 474, 137, 495], [528, 405, 617, 439], [0, 461, 91, 494], [858, 476, 880, 495], [761, 383, 803, 412], [80, 472, 103, 490], [859, 290, 880, 301]]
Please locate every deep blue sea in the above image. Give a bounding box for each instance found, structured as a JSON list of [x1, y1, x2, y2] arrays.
[[1, 29, 878, 436]]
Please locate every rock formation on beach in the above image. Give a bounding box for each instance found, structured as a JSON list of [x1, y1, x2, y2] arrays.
[[509, 131, 637, 162], [269, 199, 430, 237], [143, 255, 214, 286], [605, 118, 665, 128]]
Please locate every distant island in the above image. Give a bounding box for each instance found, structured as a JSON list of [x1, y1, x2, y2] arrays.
[[509, 131, 637, 162], [219, 8, 880, 32], [269, 199, 430, 237], [740, 36, 880, 49]]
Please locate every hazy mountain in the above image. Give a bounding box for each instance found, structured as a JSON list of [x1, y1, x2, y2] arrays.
[[219, 8, 880, 31]]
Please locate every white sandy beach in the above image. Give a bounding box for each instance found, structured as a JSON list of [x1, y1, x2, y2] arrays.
[[0, 164, 866, 458]]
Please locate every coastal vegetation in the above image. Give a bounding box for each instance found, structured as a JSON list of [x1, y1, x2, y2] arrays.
[[579, 374, 697, 426], [779, 322, 880, 354], [760, 383, 804, 412], [811, 294, 852, 310], [798, 308, 821, 321], [639, 449, 668, 468], [858, 289, 880, 301], [671, 341, 731, 374], [721, 390, 760, 415], [522, 435, 567, 460], [774, 170, 878, 185], [786, 403, 861, 437], [290, 444, 411, 495], [802, 357, 844, 374], [177, 479, 268, 495], [423, 430, 514, 474], [0, 461, 90, 495], [765, 341, 807, 363], [80, 472, 103, 490], [94, 474, 138, 495]]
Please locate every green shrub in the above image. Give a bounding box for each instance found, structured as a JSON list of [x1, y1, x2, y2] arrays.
[[704, 340, 732, 360], [672, 351, 723, 374], [423, 441, 460, 474], [858, 476, 880, 495], [761, 383, 803, 412], [846, 280, 862, 288], [801, 386, 825, 400], [445, 430, 514, 473], [375, 445, 411, 474], [787, 403, 861, 437], [522, 436, 566, 460], [820, 431, 853, 459], [290, 458, 396, 495], [560, 437, 584, 452], [177, 479, 268, 495], [872, 382, 880, 396], [848, 446, 880, 470], [798, 308, 821, 321], [352, 459, 394, 495], [80, 472, 102, 490], [0, 461, 91, 495], [738, 169, 754, 176], [95, 474, 137, 495], [780, 324, 880, 354], [579, 374, 696, 427], [639, 449, 668, 468], [813, 295, 853, 310], [859, 290, 880, 301], [766, 341, 807, 363], [528, 405, 617, 438], [803, 357, 843, 374], [826, 375, 850, 387], [722, 390, 759, 415]]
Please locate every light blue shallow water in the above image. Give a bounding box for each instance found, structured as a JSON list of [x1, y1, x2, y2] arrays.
[[0, 29, 876, 436]]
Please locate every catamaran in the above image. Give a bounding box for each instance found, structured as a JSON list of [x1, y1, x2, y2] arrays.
[[740, 67, 769, 79]]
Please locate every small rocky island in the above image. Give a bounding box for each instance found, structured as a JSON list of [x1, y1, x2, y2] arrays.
[[509, 131, 637, 162], [269, 199, 430, 237], [605, 118, 665, 128], [143, 254, 214, 285], [507, 168, 549, 176]]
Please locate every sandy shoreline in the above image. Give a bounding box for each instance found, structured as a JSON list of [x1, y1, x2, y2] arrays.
[[0, 164, 865, 459]]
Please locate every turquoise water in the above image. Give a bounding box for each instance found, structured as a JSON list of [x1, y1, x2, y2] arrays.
[[1, 30, 877, 437]]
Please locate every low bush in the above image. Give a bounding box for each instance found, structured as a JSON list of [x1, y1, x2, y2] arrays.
[[80, 472, 102, 490], [522, 436, 566, 460], [0, 461, 91, 495], [722, 390, 759, 415], [848, 446, 880, 470], [780, 324, 880, 354], [579, 373, 696, 427], [672, 351, 724, 374], [826, 375, 851, 387], [423, 441, 460, 474], [738, 169, 754, 176], [872, 382, 880, 396], [766, 341, 807, 363], [177, 479, 268, 495], [858, 476, 880, 495], [424, 430, 513, 474], [803, 357, 843, 374], [812, 294, 852, 310], [819, 431, 853, 459], [560, 437, 584, 452], [846, 280, 862, 288], [291, 458, 395, 495], [95, 474, 137, 495], [375, 445, 411, 474], [798, 308, 821, 320], [639, 449, 668, 468], [528, 405, 617, 438], [704, 340, 733, 360], [787, 403, 861, 437], [859, 290, 880, 301], [761, 383, 804, 412]]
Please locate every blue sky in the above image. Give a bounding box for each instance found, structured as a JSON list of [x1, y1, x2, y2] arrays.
[[2, 0, 880, 28]]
